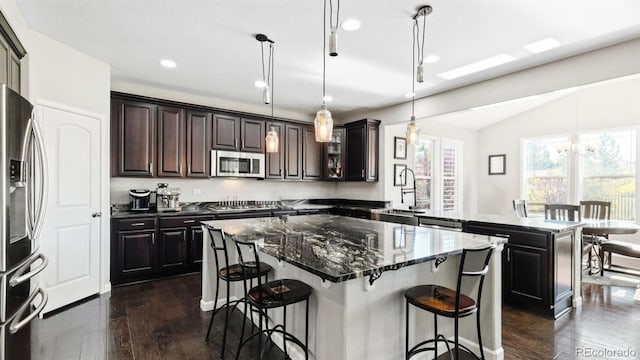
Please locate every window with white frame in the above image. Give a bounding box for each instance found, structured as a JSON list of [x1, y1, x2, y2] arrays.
[[522, 129, 637, 220], [413, 136, 463, 212], [579, 129, 636, 220], [522, 135, 570, 214]]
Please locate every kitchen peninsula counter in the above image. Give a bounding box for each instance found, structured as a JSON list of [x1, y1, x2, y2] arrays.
[[200, 214, 504, 360]]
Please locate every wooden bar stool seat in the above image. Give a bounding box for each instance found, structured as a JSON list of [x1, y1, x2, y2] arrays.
[[404, 244, 495, 360]]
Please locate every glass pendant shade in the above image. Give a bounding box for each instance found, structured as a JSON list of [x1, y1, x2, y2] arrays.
[[406, 116, 420, 145], [265, 126, 279, 153], [314, 104, 334, 142]]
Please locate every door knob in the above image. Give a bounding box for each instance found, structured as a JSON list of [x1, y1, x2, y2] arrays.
[[92, 212, 102, 218]]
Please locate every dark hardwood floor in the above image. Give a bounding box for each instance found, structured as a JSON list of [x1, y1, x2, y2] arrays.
[[25, 274, 640, 359]]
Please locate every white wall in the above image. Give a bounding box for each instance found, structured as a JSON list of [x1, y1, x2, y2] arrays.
[[476, 76, 640, 216]]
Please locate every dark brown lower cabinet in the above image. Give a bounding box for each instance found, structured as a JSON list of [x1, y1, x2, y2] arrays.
[[111, 215, 212, 285], [463, 222, 574, 319]]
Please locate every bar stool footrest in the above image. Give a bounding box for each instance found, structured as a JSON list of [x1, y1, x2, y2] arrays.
[[408, 336, 481, 360]]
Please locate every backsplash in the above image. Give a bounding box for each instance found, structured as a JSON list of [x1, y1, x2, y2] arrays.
[[110, 177, 382, 205]]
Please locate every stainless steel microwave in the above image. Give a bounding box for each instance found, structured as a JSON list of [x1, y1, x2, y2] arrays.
[[211, 150, 265, 178]]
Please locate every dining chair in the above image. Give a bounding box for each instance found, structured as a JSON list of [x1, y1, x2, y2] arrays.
[[580, 200, 612, 274], [512, 200, 528, 218], [544, 204, 581, 221]]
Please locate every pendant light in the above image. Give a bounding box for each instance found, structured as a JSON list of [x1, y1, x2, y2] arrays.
[[314, 0, 334, 143], [328, 0, 340, 56], [256, 34, 279, 153], [407, 5, 432, 145]]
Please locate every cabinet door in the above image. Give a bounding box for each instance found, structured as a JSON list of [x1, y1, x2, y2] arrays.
[[504, 244, 549, 306], [324, 127, 345, 180], [157, 106, 185, 177], [240, 118, 265, 153], [190, 226, 204, 269], [8, 52, 20, 92], [345, 124, 366, 181], [116, 230, 156, 277], [158, 228, 188, 271], [284, 124, 302, 179], [265, 122, 285, 179], [186, 110, 211, 178], [0, 36, 8, 88], [113, 100, 156, 176], [366, 123, 379, 181], [302, 126, 322, 180], [212, 114, 240, 150]]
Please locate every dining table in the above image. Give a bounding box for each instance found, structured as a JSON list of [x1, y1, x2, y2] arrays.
[[582, 219, 640, 235], [581, 219, 640, 276]]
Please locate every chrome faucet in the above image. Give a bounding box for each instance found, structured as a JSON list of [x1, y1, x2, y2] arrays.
[[399, 167, 417, 208]]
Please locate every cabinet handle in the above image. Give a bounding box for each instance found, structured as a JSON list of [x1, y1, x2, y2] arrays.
[[131, 223, 146, 227], [241, 139, 245, 148], [507, 248, 511, 262], [495, 233, 511, 238], [152, 236, 155, 245], [188, 165, 191, 174], [279, 169, 282, 176], [361, 169, 365, 177], [179, 165, 183, 174], [149, 163, 153, 174], [235, 139, 238, 148], [183, 220, 196, 224]]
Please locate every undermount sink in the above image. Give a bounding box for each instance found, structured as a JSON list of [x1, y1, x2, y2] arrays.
[[371, 209, 420, 226]]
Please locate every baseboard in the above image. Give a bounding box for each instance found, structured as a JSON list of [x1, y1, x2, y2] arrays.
[[456, 337, 505, 360], [200, 296, 239, 312], [101, 282, 111, 294]]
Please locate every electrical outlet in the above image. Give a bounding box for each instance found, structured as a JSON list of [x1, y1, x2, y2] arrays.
[[192, 189, 202, 195]]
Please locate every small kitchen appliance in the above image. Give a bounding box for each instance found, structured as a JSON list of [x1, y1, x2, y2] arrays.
[[128, 189, 152, 211], [156, 183, 181, 212]]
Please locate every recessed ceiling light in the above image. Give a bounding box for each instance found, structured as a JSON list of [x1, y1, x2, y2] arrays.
[[437, 54, 516, 80], [341, 19, 361, 31], [254, 80, 267, 88], [523, 38, 561, 54], [323, 95, 333, 102], [160, 59, 177, 68], [423, 55, 440, 64], [404, 92, 415, 98]]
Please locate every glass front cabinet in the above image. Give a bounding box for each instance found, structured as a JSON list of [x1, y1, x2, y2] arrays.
[[324, 127, 345, 180]]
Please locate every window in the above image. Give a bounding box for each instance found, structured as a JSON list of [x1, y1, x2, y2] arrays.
[[579, 130, 636, 220], [522, 136, 570, 214], [414, 137, 433, 210], [522, 128, 637, 220], [414, 136, 463, 212]]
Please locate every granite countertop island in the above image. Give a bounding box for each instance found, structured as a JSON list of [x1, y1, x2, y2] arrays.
[[200, 214, 504, 360], [204, 214, 496, 283]]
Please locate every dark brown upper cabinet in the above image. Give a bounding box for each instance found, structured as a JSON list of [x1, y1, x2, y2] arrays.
[[157, 106, 185, 177], [302, 125, 322, 180], [186, 110, 211, 178], [112, 100, 157, 177], [265, 121, 285, 179], [212, 114, 265, 153], [0, 17, 25, 93], [345, 119, 380, 182], [323, 127, 345, 181], [284, 123, 302, 180]]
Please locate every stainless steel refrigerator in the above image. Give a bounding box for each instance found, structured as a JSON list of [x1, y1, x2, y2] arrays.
[[0, 84, 48, 359]]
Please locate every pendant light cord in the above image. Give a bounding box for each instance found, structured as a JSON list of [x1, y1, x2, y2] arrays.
[[329, 0, 340, 31], [270, 43, 274, 122], [322, 0, 327, 104], [412, 19, 417, 116]]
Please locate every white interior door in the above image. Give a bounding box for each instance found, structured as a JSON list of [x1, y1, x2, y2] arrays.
[[38, 104, 101, 314]]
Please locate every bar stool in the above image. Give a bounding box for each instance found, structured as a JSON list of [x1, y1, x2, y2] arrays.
[[233, 239, 313, 360], [404, 244, 495, 360], [205, 227, 273, 359]]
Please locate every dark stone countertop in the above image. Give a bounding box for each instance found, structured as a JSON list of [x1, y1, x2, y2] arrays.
[[203, 214, 496, 283], [414, 211, 583, 232]]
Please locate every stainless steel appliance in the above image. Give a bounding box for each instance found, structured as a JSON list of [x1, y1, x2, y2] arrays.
[[128, 189, 152, 211], [211, 150, 265, 178], [156, 183, 181, 212], [0, 85, 48, 359]]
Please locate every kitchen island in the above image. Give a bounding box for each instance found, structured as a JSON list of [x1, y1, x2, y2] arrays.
[[201, 214, 504, 360]]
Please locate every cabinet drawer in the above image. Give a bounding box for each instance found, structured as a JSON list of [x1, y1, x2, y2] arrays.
[[464, 223, 549, 249], [159, 216, 214, 228], [116, 217, 157, 231], [215, 211, 271, 220]]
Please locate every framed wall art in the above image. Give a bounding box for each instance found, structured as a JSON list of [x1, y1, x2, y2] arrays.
[[488, 154, 506, 175], [394, 137, 407, 159]]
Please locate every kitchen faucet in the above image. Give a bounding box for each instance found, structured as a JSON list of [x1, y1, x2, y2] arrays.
[[399, 167, 417, 208]]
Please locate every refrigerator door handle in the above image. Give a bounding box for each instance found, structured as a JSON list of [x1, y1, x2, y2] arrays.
[[9, 252, 48, 287], [9, 287, 48, 334], [24, 117, 35, 239], [30, 113, 49, 240]]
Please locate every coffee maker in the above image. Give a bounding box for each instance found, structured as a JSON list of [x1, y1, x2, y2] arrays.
[[129, 189, 152, 211], [156, 183, 181, 212]]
